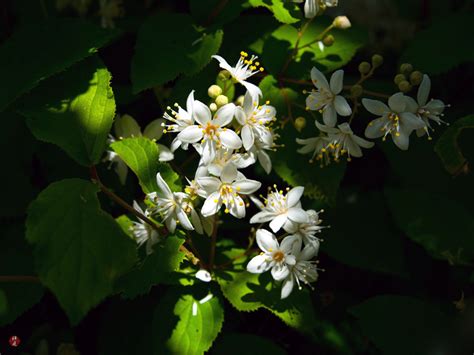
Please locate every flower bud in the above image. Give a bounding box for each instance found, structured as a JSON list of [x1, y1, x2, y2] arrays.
[[215, 95, 229, 107], [235, 95, 245, 106], [398, 80, 412, 93], [114, 114, 142, 139], [358, 62, 371, 75], [322, 34, 335, 47], [350, 84, 363, 97], [207, 84, 222, 99], [209, 103, 218, 112], [371, 54, 384, 68], [143, 118, 164, 141], [333, 16, 351, 29], [294, 116, 307, 132], [400, 63, 413, 74], [409, 71, 423, 86], [217, 70, 230, 81], [394, 73, 406, 85]]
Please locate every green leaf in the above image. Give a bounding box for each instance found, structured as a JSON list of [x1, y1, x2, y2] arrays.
[[247, 0, 300, 24], [386, 188, 474, 265], [117, 235, 186, 299], [0, 19, 119, 111], [401, 14, 474, 75], [116, 215, 134, 239], [212, 333, 287, 355], [152, 287, 224, 355], [0, 224, 44, 326], [132, 14, 223, 92], [26, 178, 137, 324], [110, 137, 181, 193], [19, 56, 116, 167], [434, 114, 474, 175], [349, 295, 450, 355]]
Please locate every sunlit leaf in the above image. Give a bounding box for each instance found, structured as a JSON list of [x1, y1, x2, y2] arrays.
[[247, 0, 300, 24]]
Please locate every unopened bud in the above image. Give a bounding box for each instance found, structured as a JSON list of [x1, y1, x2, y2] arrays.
[[114, 114, 142, 139], [143, 119, 164, 140], [322, 34, 335, 46], [410, 71, 423, 85], [358, 62, 371, 75], [350, 84, 363, 97], [208, 84, 222, 99], [215, 95, 229, 107], [209, 103, 218, 112], [294, 117, 307, 132], [217, 70, 230, 81], [394, 73, 406, 85], [333, 16, 351, 29], [400, 63, 413, 74], [371, 54, 384, 68], [398, 80, 412, 93], [236, 95, 245, 106]]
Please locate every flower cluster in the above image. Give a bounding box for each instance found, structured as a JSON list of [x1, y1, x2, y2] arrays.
[[247, 186, 325, 298]]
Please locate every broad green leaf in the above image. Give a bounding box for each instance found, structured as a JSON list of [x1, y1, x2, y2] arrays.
[[386, 188, 474, 265], [117, 235, 186, 299], [401, 14, 474, 75], [26, 179, 137, 324], [212, 333, 287, 354], [152, 287, 224, 355], [247, 0, 300, 24], [132, 14, 223, 92], [19, 56, 116, 167], [111, 137, 181, 193], [349, 295, 450, 355], [0, 19, 119, 111], [434, 114, 474, 175], [0, 224, 43, 326]]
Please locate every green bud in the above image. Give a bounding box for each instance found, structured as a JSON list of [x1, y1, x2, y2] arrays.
[[209, 103, 218, 112], [358, 61, 371, 75], [398, 80, 412, 93], [217, 70, 230, 81], [322, 34, 335, 46], [294, 117, 307, 132], [207, 84, 222, 99], [394, 73, 406, 85], [114, 114, 142, 139], [143, 118, 164, 141], [333, 16, 351, 29], [410, 71, 423, 86], [371, 54, 384, 68], [350, 84, 364, 97], [215, 95, 229, 107], [400, 63, 413, 74], [236, 95, 245, 106]]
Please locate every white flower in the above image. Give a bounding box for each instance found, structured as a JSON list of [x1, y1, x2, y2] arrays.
[[247, 229, 299, 281], [197, 164, 261, 218], [212, 52, 263, 100], [363, 93, 426, 150], [306, 67, 352, 127], [131, 201, 159, 255], [316, 121, 374, 160], [204, 148, 255, 178], [281, 244, 319, 299], [296, 135, 332, 165], [250, 186, 309, 233], [147, 173, 194, 233], [157, 144, 174, 162], [177, 101, 242, 165], [235, 91, 276, 151], [292, 0, 339, 19], [285, 209, 325, 251], [196, 269, 212, 283]]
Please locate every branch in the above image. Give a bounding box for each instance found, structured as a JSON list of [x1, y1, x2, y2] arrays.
[[204, 0, 228, 26]]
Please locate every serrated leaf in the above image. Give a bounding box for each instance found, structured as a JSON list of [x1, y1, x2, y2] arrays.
[[386, 188, 474, 265], [434, 114, 474, 175], [401, 14, 474, 75], [247, 0, 300, 24], [19, 56, 115, 167], [26, 179, 137, 324], [132, 14, 223, 92], [152, 287, 224, 355], [349, 295, 450, 355], [0, 19, 119, 111], [110, 137, 181, 193], [117, 235, 186, 299]]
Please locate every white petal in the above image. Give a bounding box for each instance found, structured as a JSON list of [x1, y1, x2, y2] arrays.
[[201, 192, 221, 217], [213, 103, 236, 127], [241, 81, 262, 101], [362, 98, 389, 116], [186, 90, 195, 114], [330, 70, 344, 94], [212, 55, 233, 72], [271, 263, 289, 281], [400, 112, 425, 130], [157, 144, 174, 162], [247, 255, 271, 274], [243, 90, 255, 116], [417, 75, 431, 106], [220, 129, 242, 150], [230, 195, 246, 219], [256, 229, 279, 253], [250, 211, 275, 224], [156, 173, 173, 197], [177, 125, 203, 143], [234, 107, 247, 125], [221, 163, 238, 184], [316, 120, 339, 134], [364, 118, 386, 139], [280, 235, 300, 253], [287, 186, 304, 207], [242, 125, 254, 151], [281, 275, 295, 299], [258, 151, 272, 174], [176, 208, 194, 230], [304, 0, 318, 18], [310, 67, 329, 90], [322, 104, 337, 127], [334, 95, 352, 116], [191, 209, 203, 234], [269, 213, 288, 233], [196, 176, 221, 194], [404, 96, 418, 113], [193, 100, 212, 125], [352, 135, 374, 149], [201, 139, 216, 165], [388, 93, 406, 113], [196, 269, 211, 282], [345, 137, 363, 157], [165, 217, 177, 233], [233, 179, 261, 194], [287, 207, 309, 223]]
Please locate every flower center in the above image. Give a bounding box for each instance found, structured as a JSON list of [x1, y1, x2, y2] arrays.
[[272, 251, 285, 262], [204, 122, 219, 137]]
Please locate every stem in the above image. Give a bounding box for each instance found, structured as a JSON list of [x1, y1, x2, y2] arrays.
[[205, 0, 228, 26], [209, 214, 219, 270], [360, 89, 391, 99], [297, 24, 334, 50], [280, 17, 315, 76], [279, 77, 313, 86], [0, 276, 40, 283]]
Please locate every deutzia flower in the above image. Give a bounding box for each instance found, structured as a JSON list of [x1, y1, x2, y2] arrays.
[[306, 67, 352, 127], [316, 121, 374, 161], [147, 173, 194, 233], [195, 269, 212, 283], [250, 186, 309, 233], [235, 91, 276, 151], [296, 135, 332, 165], [177, 101, 242, 165], [197, 165, 261, 218], [163, 91, 196, 152], [281, 244, 319, 299], [292, 0, 339, 19], [201, 148, 255, 178], [212, 52, 263, 100], [285, 209, 325, 251], [247, 229, 299, 281], [131, 201, 159, 255], [363, 93, 425, 150]]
